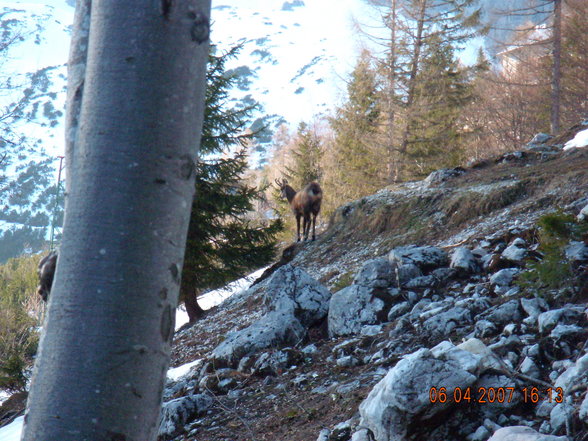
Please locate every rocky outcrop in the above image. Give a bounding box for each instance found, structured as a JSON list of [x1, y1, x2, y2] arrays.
[[212, 264, 331, 366], [158, 394, 212, 440], [328, 258, 397, 337]]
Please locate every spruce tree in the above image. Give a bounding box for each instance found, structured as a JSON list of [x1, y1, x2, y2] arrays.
[[327, 51, 386, 205], [368, 0, 485, 180], [404, 33, 475, 175], [181, 46, 283, 323], [285, 121, 322, 190]]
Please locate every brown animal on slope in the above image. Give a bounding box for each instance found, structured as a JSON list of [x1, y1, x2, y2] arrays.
[[37, 251, 57, 302], [275, 178, 322, 242]]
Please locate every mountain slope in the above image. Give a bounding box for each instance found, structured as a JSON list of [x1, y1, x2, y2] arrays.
[[166, 136, 588, 441]]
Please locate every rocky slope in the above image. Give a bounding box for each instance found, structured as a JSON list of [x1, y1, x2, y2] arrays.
[[164, 131, 588, 441], [1, 131, 587, 440]]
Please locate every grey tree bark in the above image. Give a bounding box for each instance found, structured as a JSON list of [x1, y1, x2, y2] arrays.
[[63, 0, 91, 199], [22, 1, 211, 440]]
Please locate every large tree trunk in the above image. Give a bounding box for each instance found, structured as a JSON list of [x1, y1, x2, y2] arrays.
[[399, 0, 428, 154], [63, 0, 91, 199], [22, 1, 211, 440], [387, 0, 399, 183], [550, 0, 562, 135]]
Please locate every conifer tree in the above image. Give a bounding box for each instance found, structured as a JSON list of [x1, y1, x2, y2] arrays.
[[368, 0, 484, 180], [285, 121, 322, 190], [327, 51, 386, 206], [404, 33, 475, 175], [181, 46, 283, 323]]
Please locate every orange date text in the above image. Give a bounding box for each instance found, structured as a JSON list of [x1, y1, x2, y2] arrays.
[[429, 386, 564, 404]]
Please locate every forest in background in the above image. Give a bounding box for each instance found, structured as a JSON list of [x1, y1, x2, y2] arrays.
[[260, 0, 587, 224]]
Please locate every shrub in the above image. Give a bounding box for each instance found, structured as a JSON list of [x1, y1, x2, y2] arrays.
[[0, 255, 42, 393], [518, 210, 587, 295]]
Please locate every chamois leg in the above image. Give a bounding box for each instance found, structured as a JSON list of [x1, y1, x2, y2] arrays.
[[303, 215, 311, 241], [312, 214, 317, 241], [296, 214, 301, 242]]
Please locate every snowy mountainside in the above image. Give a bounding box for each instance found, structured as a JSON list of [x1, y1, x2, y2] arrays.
[[0, 2, 71, 261], [208, 0, 376, 165]]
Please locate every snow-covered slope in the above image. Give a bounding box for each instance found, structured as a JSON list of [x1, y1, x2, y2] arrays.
[[0, 2, 71, 260]]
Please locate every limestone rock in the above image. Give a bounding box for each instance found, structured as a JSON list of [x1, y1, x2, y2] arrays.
[[358, 344, 480, 441], [329, 284, 390, 337], [388, 245, 448, 271], [158, 394, 213, 440], [487, 426, 569, 441], [450, 247, 479, 274]]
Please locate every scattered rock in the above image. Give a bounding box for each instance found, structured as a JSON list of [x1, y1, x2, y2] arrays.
[[578, 203, 588, 222], [212, 310, 305, 367], [158, 394, 213, 440], [328, 284, 391, 337], [424, 167, 466, 186], [353, 258, 395, 289], [489, 268, 519, 287], [501, 239, 528, 264], [388, 245, 449, 271], [421, 307, 471, 339], [450, 247, 479, 274], [387, 301, 412, 321], [564, 241, 588, 262], [251, 349, 303, 376], [404, 275, 438, 289], [538, 307, 584, 334], [487, 426, 569, 441], [482, 300, 522, 327], [395, 263, 423, 286], [528, 133, 553, 145]]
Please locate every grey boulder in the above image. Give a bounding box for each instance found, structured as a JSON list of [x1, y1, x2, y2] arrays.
[[487, 426, 569, 441], [388, 245, 448, 271], [158, 394, 213, 440]]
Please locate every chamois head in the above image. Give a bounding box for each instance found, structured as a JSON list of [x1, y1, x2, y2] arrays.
[[275, 177, 322, 242], [37, 251, 57, 302], [274, 178, 295, 202]]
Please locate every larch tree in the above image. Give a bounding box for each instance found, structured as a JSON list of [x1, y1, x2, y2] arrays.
[[558, 0, 588, 128], [397, 0, 484, 178], [22, 1, 211, 440], [367, 0, 484, 180], [180, 46, 283, 323], [489, 0, 566, 135]]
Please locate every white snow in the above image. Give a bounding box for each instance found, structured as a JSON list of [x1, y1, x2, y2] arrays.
[[175, 266, 268, 330], [0, 416, 23, 441], [564, 128, 588, 150], [167, 359, 202, 382]]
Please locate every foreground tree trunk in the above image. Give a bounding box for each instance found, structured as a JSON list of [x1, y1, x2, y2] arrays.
[[22, 1, 211, 440]]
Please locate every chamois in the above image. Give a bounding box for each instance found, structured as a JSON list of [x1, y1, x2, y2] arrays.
[[37, 251, 57, 302], [275, 178, 322, 242]]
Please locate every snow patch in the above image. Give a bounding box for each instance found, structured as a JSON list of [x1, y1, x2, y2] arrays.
[[175, 266, 268, 330], [0, 416, 23, 441], [564, 128, 588, 150], [167, 359, 202, 381]]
